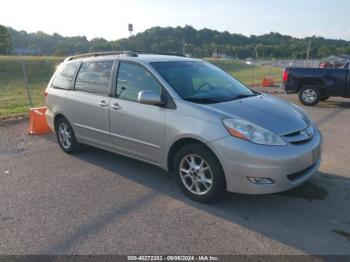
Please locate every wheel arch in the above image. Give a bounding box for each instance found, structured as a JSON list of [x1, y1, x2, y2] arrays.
[[298, 78, 324, 92], [53, 113, 76, 134], [166, 137, 224, 174], [53, 113, 67, 130]]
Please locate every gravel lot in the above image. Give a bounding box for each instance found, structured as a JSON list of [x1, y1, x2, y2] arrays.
[[0, 94, 349, 255]]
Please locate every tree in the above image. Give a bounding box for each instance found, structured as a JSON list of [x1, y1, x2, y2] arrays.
[[5, 25, 350, 58], [0, 25, 12, 54], [89, 38, 111, 52]]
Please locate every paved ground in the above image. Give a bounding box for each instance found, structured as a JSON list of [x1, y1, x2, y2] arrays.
[[0, 94, 349, 255]]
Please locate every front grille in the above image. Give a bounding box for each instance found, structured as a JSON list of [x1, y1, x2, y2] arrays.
[[287, 162, 317, 182], [281, 126, 314, 144]]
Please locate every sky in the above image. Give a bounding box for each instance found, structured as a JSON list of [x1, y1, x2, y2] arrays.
[[1, 0, 349, 40]]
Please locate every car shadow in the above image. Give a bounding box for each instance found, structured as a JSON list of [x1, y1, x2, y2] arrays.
[[316, 100, 350, 109], [35, 145, 350, 255], [278, 94, 350, 109]]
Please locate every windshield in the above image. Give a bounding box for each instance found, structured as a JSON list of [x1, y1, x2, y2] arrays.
[[151, 61, 256, 103]]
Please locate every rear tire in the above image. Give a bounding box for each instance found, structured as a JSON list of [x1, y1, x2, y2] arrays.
[[55, 117, 80, 154], [299, 86, 321, 106], [173, 143, 226, 203]]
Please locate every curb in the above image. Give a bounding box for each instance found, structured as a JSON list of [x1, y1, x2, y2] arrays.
[[259, 90, 286, 94], [0, 115, 28, 126], [250, 86, 286, 94]]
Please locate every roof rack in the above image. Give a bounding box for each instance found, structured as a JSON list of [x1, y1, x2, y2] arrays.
[[64, 50, 185, 62], [133, 50, 185, 57], [64, 51, 137, 62]]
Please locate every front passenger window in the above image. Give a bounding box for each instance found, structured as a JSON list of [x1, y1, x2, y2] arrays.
[[116, 62, 161, 102]]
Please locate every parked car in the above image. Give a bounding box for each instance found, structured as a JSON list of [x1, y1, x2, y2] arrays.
[[319, 62, 344, 68], [45, 51, 322, 203], [283, 62, 350, 106]]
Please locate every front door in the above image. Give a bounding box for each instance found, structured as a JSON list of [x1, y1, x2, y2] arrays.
[[109, 61, 166, 164]]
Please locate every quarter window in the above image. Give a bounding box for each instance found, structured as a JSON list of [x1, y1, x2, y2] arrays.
[[116, 62, 162, 102], [75, 61, 114, 95], [52, 62, 79, 89]]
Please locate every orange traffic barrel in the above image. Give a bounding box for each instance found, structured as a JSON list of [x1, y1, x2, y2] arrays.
[[28, 107, 51, 135], [262, 77, 274, 87]]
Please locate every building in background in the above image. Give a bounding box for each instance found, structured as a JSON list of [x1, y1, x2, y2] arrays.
[[12, 48, 43, 56]]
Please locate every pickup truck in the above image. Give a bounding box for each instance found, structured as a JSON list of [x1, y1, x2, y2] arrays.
[[283, 62, 350, 106]]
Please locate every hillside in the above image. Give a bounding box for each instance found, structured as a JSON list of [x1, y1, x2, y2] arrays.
[[7, 25, 350, 58]]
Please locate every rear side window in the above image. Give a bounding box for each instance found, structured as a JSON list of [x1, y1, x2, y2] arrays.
[[52, 62, 79, 89], [75, 61, 114, 95]]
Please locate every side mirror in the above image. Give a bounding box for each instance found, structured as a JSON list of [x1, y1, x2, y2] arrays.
[[137, 90, 163, 105]]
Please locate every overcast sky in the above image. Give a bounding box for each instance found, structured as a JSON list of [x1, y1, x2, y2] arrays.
[[1, 0, 349, 40]]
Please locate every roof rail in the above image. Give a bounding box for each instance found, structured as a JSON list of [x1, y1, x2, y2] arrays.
[[64, 50, 185, 62], [64, 51, 138, 62], [133, 50, 185, 57]]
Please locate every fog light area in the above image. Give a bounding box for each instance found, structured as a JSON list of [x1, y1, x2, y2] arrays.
[[247, 177, 275, 185]]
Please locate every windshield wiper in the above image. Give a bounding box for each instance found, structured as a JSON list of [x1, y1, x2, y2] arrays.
[[185, 97, 221, 104], [221, 93, 258, 101], [185, 93, 258, 104], [235, 93, 258, 99]]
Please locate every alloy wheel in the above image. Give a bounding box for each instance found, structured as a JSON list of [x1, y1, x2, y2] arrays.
[[58, 122, 72, 150], [179, 154, 213, 195]]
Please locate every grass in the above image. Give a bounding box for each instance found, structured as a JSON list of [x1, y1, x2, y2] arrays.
[[206, 59, 282, 86], [0, 56, 63, 117], [0, 56, 283, 117]]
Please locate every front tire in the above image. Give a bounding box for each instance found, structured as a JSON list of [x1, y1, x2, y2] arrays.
[[173, 143, 226, 203], [299, 86, 321, 106], [55, 117, 80, 154]]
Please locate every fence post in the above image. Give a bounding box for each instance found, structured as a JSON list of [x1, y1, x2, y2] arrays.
[[251, 62, 255, 87], [230, 59, 233, 76], [22, 62, 33, 108]]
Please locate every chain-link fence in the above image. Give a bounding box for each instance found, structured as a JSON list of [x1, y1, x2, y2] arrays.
[[207, 59, 282, 87], [207, 59, 320, 87], [0, 55, 319, 118], [0, 56, 62, 117]]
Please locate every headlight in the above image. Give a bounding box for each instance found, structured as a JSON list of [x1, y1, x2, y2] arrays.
[[222, 118, 287, 146]]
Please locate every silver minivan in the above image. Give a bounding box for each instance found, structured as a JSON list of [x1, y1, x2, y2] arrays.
[[45, 51, 322, 203]]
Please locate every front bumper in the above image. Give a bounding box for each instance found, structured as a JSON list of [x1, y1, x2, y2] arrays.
[[210, 129, 322, 194]]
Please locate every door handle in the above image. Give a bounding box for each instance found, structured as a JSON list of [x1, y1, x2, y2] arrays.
[[111, 103, 122, 110], [99, 100, 108, 107]]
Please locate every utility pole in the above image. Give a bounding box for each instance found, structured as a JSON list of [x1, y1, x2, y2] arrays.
[[306, 40, 311, 61], [128, 24, 133, 50], [182, 39, 187, 56]]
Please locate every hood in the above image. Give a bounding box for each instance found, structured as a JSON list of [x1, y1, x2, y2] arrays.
[[202, 95, 310, 135]]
